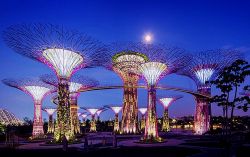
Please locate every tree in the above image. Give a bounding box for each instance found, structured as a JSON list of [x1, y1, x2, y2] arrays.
[[209, 59, 250, 136]]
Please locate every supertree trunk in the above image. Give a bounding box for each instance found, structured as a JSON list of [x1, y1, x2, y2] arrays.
[[70, 96, 80, 134], [144, 86, 159, 141], [114, 114, 119, 133], [194, 86, 211, 134], [121, 74, 139, 134], [32, 102, 44, 138], [54, 79, 73, 141], [90, 115, 96, 132], [162, 108, 170, 132], [48, 115, 54, 133], [140, 115, 146, 132]]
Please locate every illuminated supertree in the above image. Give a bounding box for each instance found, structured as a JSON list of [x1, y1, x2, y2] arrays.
[[2, 78, 54, 139], [105, 42, 149, 134], [159, 96, 182, 132], [3, 24, 107, 141], [41, 74, 98, 134], [110, 106, 122, 133], [177, 50, 241, 134], [82, 108, 99, 132], [43, 107, 57, 133], [80, 113, 88, 126], [138, 108, 147, 132], [138, 44, 189, 142]]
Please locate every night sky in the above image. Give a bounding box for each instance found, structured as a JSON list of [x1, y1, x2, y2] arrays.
[[0, 0, 249, 121]]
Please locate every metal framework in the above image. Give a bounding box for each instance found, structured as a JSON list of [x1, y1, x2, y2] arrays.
[[159, 96, 182, 132], [3, 23, 108, 142], [0, 109, 23, 126], [81, 108, 100, 132], [177, 49, 241, 135], [138, 44, 189, 142], [41, 74, 98, 134], [43, 107, 56, 133], [2, 78, 53, 138], [96, 109, 107, 121], [80, 113, 88, 126], [105, 42, 149, 134], [138, 108, 147, 132], [110, 106, 122, 133]]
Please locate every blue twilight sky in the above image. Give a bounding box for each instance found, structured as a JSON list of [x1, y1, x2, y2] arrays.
[[0, 0, 249, 121]]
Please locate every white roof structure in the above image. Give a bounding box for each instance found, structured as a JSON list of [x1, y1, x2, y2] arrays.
[[0, 108, 23, 126]]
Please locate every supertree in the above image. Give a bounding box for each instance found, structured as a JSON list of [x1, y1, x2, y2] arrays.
[[158, 96, 182, 132], [104, 42, 149, 134], [3, 24, 108, 141], [138, 108, 147, 132], [40, 74, 98, 134], [82, 108, 99, 132], [109, 106, 122, 133], [138, 44, 189, 142], [42, 107, 57, 133], [2, 78, 54, 139], [177, 50, 241, 135], [80, 113, 88, 127]]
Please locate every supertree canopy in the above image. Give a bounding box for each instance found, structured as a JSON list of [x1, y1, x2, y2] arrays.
[[41, 74, 98, 134], [177, 50, 241, 135], [138, 108, 147, 132], [43, 107, 56, 133], [159, 96, 182, 132], [3, 24, 107, 141], [110, 106, 122, 133], [2, 78, 54, 138], [105, 42, 149, 134], [0, 109, 23, 126], [138, 44, 189, 142]]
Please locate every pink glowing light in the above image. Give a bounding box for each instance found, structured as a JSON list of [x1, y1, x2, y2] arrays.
[[159, 98, 174, 109], [87, 109, 98, 115], [111, 107, 122, 114], [81, 114, 87, 119], [138, 108, 147, 115], [44, 108, 56, 115]]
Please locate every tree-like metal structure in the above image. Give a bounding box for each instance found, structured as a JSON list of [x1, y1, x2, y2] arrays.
[[0, 109, 23, 126], [43, 107, 56, 133], [3, 24, 108, 141], [40, 74, 98, 134], [138, 108, 147, 132], [138, 44, 189, 142], [109, 106, 122, 133], [177, 50, 241, 135], [80, 113, 88, 127], [2, 78, 54, 139], [105, 42, 149, 134], [81, 108, 100, 132], [159, 96, 182, 132]]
